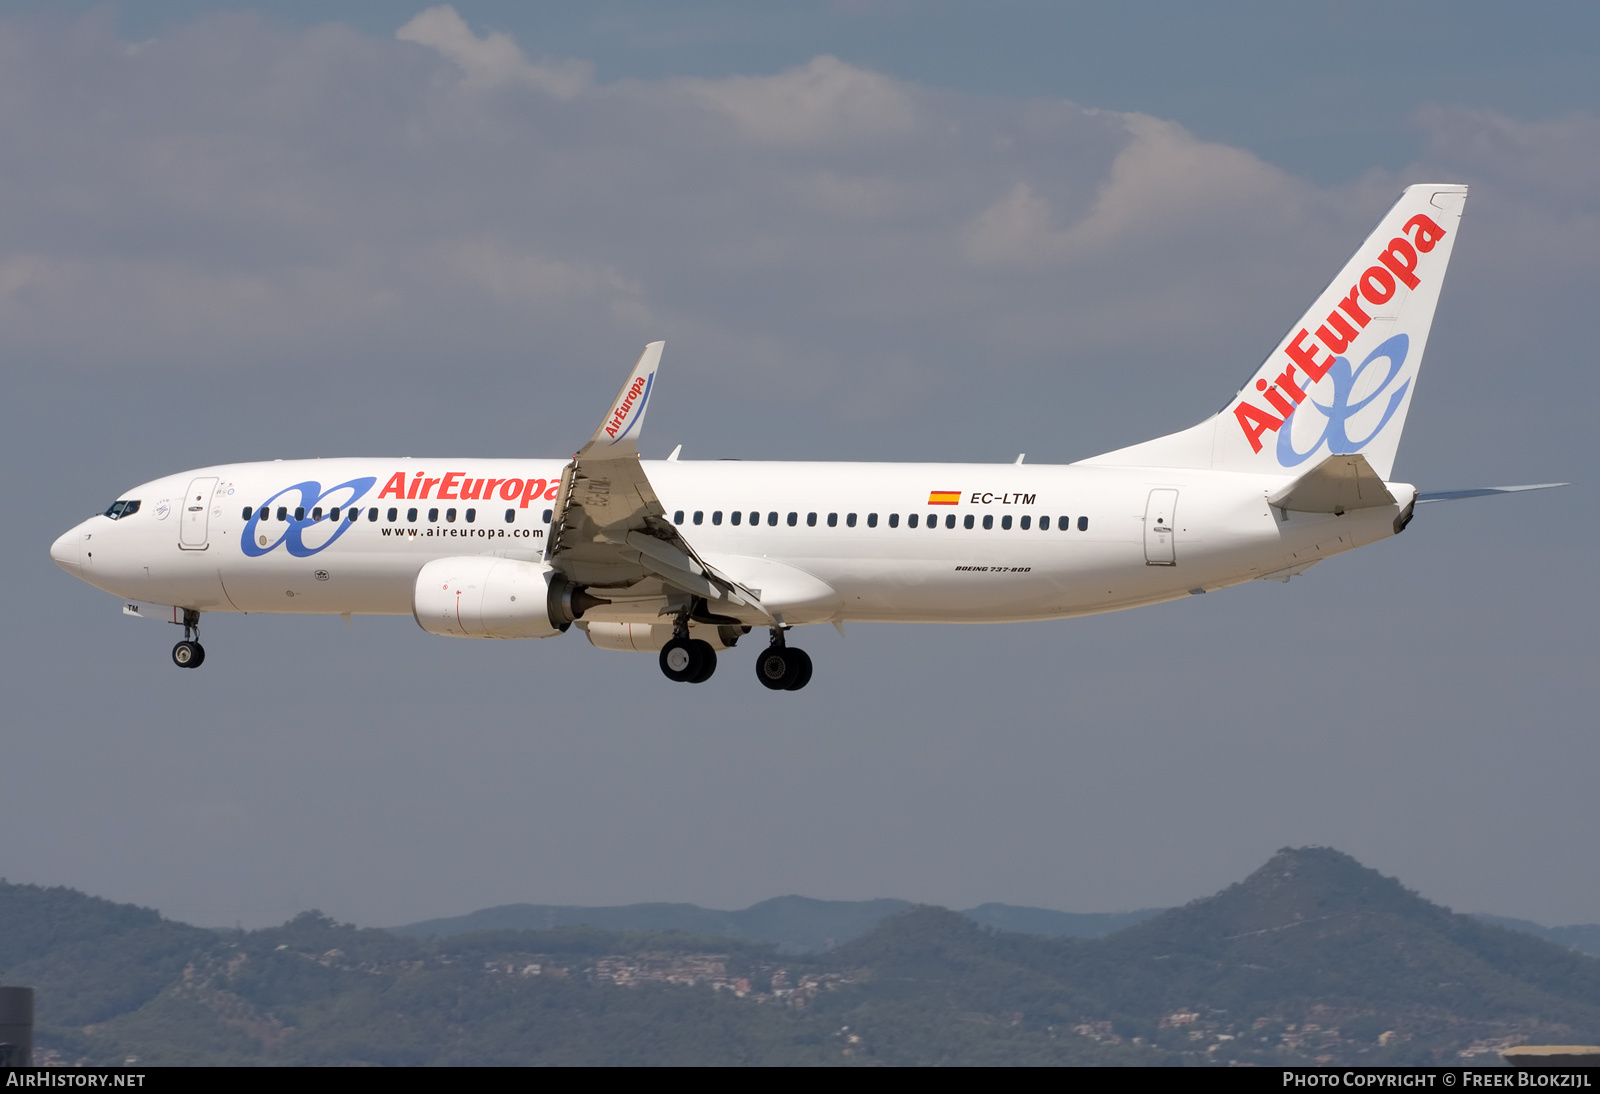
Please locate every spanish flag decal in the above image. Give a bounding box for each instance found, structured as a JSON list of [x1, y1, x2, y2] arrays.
[[928, 490, 961, 505]]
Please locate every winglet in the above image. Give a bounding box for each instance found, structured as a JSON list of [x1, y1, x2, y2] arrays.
[[582, 342, 663, 459]]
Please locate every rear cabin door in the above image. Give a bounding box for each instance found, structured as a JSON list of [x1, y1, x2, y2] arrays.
[[179, 476, 219, 550], [1143, 488, 1178, 566]]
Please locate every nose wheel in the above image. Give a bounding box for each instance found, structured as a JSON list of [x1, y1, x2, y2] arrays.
[[171, 609, 206, 668]]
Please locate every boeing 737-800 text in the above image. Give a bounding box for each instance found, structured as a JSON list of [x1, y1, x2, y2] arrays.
[[48, 184, 1562, 690]]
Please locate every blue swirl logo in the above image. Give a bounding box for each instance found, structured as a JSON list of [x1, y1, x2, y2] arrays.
[[241, 477, 376, 557], [1277, 333, 1411, 467]]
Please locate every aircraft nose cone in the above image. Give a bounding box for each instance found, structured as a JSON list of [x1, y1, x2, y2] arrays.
[[50, 527, 81, 571]]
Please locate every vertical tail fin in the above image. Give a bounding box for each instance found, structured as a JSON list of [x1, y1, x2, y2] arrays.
[[1083, 184, 1468, 479]]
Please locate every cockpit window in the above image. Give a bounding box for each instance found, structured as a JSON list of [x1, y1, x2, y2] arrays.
[[103, 499, 140, 520]]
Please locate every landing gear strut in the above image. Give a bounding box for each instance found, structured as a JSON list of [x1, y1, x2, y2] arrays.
[[659, 614, 716, 683], [755, 628, 812, 691], [171, 610, 205, 669]]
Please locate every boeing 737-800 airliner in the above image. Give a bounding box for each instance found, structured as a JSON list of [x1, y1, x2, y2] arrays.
[[48, 184, 1562, 690]]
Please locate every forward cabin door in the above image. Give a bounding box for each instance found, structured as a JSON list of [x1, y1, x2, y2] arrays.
[[179, 476, 219, 550], [1143, 488, 1178, 566]]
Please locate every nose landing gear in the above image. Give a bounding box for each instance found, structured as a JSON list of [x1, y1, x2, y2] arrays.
[[171, 610, 205, 669]]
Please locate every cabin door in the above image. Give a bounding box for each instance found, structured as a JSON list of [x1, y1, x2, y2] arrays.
[[179, 476, 219, 550], [1143, 489, 1178, 566]]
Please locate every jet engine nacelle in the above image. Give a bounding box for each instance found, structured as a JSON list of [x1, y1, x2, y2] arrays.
[[581, 621, 746, 653], [413, 556, 576, 639]]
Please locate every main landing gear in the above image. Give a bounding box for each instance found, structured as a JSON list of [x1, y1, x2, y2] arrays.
[[755, 629, 812, 692], [659, 615, 717, 684], [656, 617, 813, 690], [171, 609, 205, 669]]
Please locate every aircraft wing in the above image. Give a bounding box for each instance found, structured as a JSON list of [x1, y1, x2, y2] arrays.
[[544, 343, 769, 619]]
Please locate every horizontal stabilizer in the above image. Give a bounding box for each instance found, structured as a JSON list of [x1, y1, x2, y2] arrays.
[[1268, 453, 1396, 514], [1416, 483, 1568, 504]]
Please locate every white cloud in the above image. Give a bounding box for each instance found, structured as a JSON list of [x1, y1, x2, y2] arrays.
[[681, 55, 917, 146], [964, 116, 1308, 267], [397, 5, 591, 98], [0, 7, 1592, 449]]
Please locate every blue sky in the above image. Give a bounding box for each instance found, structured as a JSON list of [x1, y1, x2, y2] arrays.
[[2, 3, 1595, 928]]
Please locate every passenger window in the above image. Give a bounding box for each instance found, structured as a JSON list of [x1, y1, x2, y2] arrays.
[[750, 511, 760, 526], [1040, 515, 1050, 530], [673, 510, 684, 526], [1020, 515, 1030, 530], [807, 512, 817, 527], [767, 512, 778, 526], [348, 508, 358, 522], [260, 507, 270, 521], [331, 507, 341, 521], [446, 508, 457, 523], [846, 513, 857, 528], [1078, 516, 1089, 531], [827, 513, 838, 527], [945, 514, 955, 529], [295, 507, 306, 521], [543, 509, 553, 523], [241, 506, 252, 520], [731, 510, 742, 526], [694, 511, 703, 525], [428, 508, 439, 522], [964, 514, 975, 529], [713, 511, 723, 525], [409, 508, 419, 523], [504, 509, 515, 523], [867, 513, 878, 528], [908, 513, 919, 528], [982, 515, 993, 530], [888, 513, 899, 528], [465, 508, 475, 523], [787, 512, 797, 527], [386, 508, 396, 522], [1060, 517, 1070, 531], [312, 507, 323, 521], [1001, 515, 1012, 530]]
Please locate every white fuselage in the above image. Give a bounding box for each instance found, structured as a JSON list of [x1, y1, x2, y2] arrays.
[[50, 457, 1409, 629]]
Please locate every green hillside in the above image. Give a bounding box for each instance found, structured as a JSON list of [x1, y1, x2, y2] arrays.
[[3, 849, 1596, 1066], [392, 896, 1163, 952]]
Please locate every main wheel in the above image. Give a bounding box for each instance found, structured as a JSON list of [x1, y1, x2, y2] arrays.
[[755, 646, 797, 690], [784, 648, 812, 691], [688, 640, 717, 683], [659, 637, 703, 683], [172, 640, 204, 668]]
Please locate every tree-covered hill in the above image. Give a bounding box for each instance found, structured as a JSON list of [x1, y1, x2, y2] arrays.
[[3, 849, 1597, 1066]]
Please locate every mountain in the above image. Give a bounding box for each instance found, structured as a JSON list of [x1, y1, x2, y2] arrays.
[[829, 848, 1600, 1064], [392, 896, 916, 953], [3, 849, 1597, 1066], [1474, 915, 1600, 959], [960, 904, 1164, 938], [393, 897, 1165, 951]]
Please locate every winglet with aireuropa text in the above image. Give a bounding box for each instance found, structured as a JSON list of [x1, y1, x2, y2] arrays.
[[580, 341, 662, 461]]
